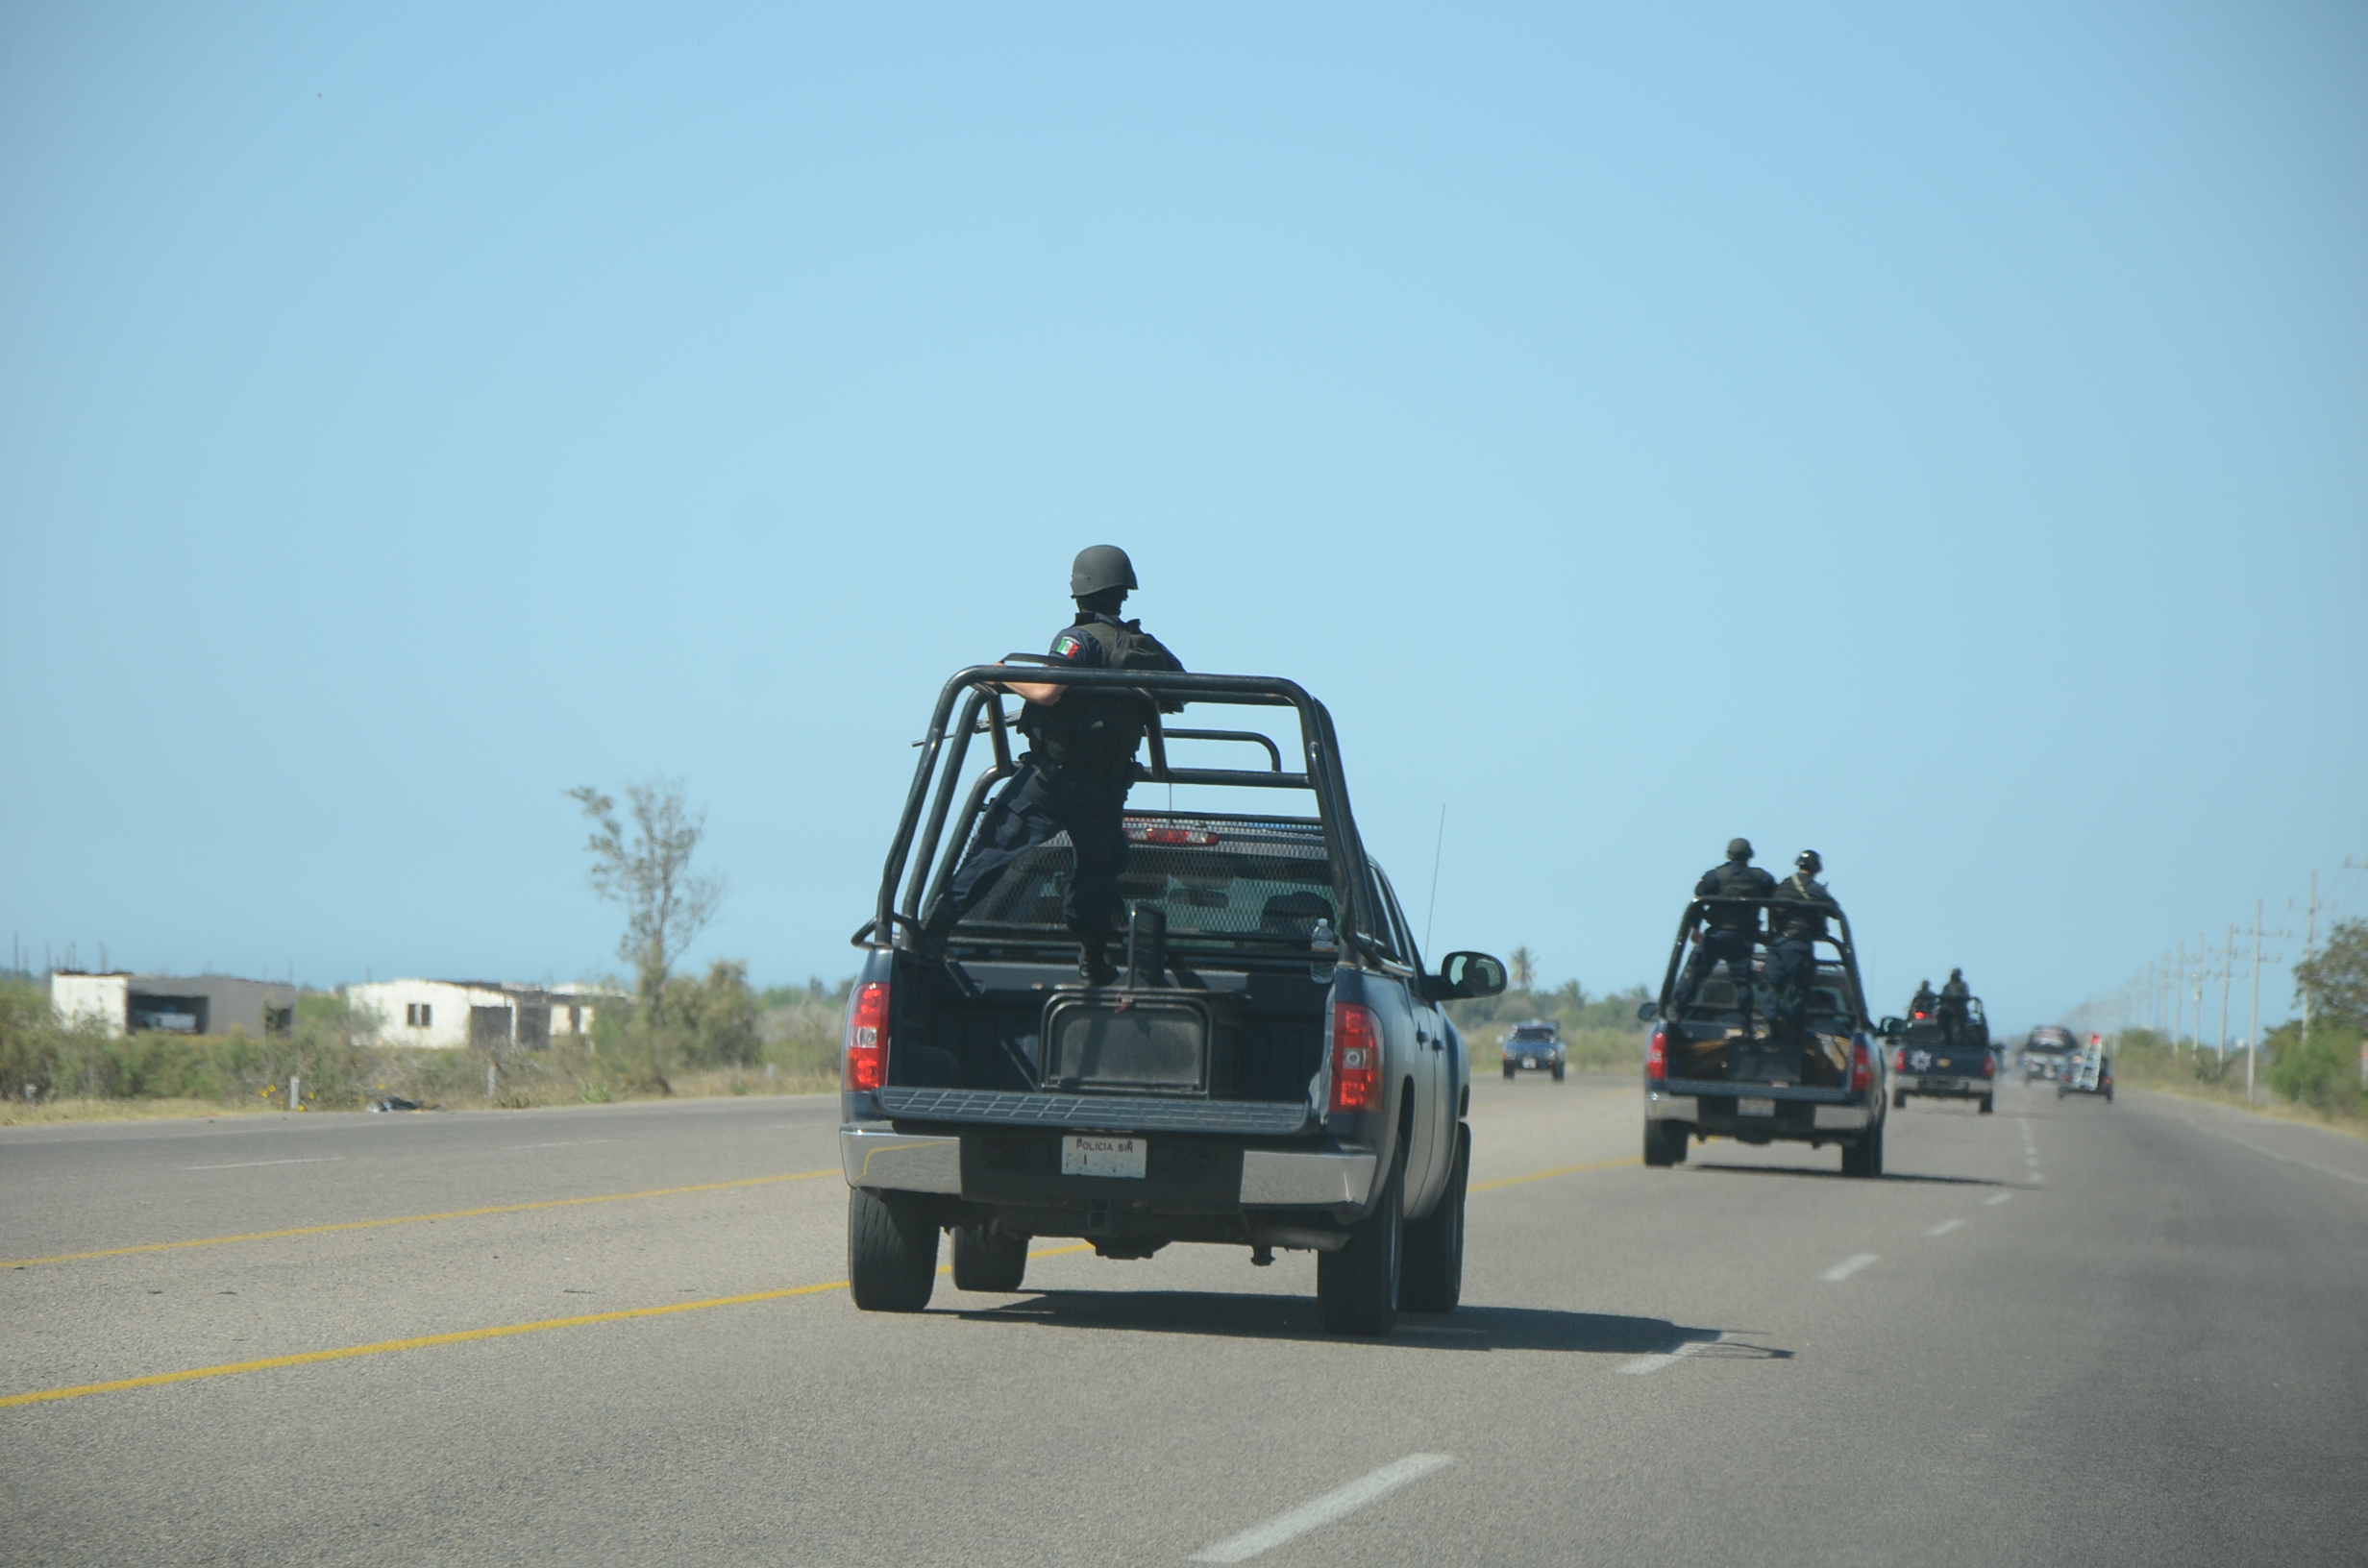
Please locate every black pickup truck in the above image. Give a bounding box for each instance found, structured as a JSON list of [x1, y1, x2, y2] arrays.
[[1887, 998, 1997, 1113], [838, 661, 1505, 1335], [1640, 894, 1889, 1177]]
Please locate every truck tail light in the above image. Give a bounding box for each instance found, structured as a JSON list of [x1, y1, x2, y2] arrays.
[[1328, 1002, 1381, 1114], [1645, 1025, 1668, 1081], [1982, 1054, 1996, 1078], [1851, 1038, 1874, 1094], [1893, 1047, 1908, 1073], [843, 982, 889, 1091]]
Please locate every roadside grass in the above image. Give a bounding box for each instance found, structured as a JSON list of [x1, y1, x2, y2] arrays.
[[2109, 1031, 2366, 1141], [0, 975, 847, 1124]]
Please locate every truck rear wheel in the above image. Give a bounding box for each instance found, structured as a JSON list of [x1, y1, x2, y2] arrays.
[[1400, 1124, 1468, 1314], [1893, 1090, 1908, 1110], [1979, 1093, 1995, 1115], [1840, 1122, 1885, 1179], [1318, 1158, 1403, 1335], [848, 1188, 939, 1311], [1642, 1119, 1687, 1167], [951, 1223, 1028, 1292]]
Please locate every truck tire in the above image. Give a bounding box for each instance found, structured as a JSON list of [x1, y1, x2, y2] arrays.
[[1841, 1122, 1885, 1179], [951, 1223, 1028, 1292], [1979, 1093, 1995, 1115], [1318, 1156, 1403, 1335], [1400, 1124, 1468, 1313], [1502, 1061, 1516, 1079], [1551, 1064, 1566, 1082], [1642, 1119, 1689, 1167], [848, 1188, 939, 1312], [1893, 1090, 1908, 1110]]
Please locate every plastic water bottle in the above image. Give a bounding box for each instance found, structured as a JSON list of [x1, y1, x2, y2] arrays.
[[1308, 919, 1338, 983]]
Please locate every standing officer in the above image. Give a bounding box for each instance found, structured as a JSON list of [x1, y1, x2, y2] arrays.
[[1910, 979, 1938, 1019], [1937, 968, 1971, 1046], [1674, 838, 1777, 1020], [1767, 849, 1838, 1037], [919, 546, 1184, 984]]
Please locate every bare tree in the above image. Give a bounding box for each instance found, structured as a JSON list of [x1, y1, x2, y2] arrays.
[[568, 779, 727, 1019]]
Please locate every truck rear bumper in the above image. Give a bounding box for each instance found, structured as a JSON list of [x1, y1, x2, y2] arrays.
[[840, 1125, 1376, 1209], [1898, 1077, 1986, 1097], [1643, 1091, 1871, 1133]]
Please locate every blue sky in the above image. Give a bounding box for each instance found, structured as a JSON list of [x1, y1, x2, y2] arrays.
[[4, 2, 2361, 1030]]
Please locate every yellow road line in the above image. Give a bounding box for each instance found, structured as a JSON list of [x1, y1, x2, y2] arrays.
[[1469, 1155, 1637, 1191], [2, 1239, 1098, 1410], [0, 1150, 1626, 1409], [0, 1170, 843, 1270]]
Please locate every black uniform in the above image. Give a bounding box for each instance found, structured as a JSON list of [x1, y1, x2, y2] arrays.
[[1766, 870, 1838, 1034], [1910, 982, 1938, 1019], [1937, 971, 1971, 1046], [1675, 857, 1777, 1017], [933, 613, 1184, 952]]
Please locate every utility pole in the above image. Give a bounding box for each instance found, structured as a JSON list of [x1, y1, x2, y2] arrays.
[[2300, 870, 2319, 1041], [2196, 934, 2210, 1062], [2217, 924, 2233, 1065], [2248, 899, 2263, 1105], [2173, 943, 2187, 1049]]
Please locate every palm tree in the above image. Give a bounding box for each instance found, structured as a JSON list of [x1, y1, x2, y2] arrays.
[[1509, 946, 1537, 992]]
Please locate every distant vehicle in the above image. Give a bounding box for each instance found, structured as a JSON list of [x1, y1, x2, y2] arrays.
[[838, 661, 1506, 1336], [1640, 894, 1888, 1177], [2059, 1039, 2114, 1102], [1501, 1020, 1566, 1081], [1887, 997, 1997, 1113], [2024, 1025, 2076, 1084]]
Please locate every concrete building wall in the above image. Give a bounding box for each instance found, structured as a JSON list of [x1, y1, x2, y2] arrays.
[[347, 981, 519, 1050], [51, 973, 130, 1035], [49, 973, 297, 1038]]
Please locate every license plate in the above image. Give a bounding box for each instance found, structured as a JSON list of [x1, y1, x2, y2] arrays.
[[1523, 1058, 1539, 1069], [1739, 1097, 1776, 1117], [1061, 1134, 1147, 1179]]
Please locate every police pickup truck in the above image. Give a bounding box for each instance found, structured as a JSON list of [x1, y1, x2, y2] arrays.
[[1640, 894, 1889, 1176], [839, 662, 1506, 1336], [1887, 997, 1997, 1113]]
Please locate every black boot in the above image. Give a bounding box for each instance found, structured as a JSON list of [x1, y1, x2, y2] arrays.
[[1078, 943, 1119, 987]]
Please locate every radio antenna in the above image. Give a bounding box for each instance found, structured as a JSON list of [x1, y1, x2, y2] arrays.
[[1422, 803, 1447, 957]]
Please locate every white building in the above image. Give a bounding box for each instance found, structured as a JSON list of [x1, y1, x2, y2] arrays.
[[50, 972, 298, 1039], [345, 980, 616, 1050]]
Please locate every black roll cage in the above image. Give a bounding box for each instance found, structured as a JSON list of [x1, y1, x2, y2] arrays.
[[1656, 895, 1873, 1028], [863, 663, 1397, 969]]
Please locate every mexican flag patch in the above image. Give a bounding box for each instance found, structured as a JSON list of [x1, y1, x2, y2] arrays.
[[1052, 633, 1084, 659]]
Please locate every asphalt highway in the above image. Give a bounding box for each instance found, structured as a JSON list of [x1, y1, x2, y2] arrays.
[[4, 1076, 2364, 1566]]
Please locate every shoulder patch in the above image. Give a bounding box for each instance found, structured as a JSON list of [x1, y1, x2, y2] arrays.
[[1051, 632, 1085, 660]]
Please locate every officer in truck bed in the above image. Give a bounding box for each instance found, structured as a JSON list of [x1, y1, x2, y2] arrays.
[[1673, 838, 1777, 1022], [920, 545, 1184, 984], [1766, 849, 1839, 1037]]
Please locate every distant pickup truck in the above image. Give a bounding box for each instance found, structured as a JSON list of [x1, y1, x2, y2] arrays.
[[1500, 1020, 1566, 1081], [1640, 894, 1890, 1177], [838, 661, 1506, 1336], [2023, 1025, 2076, 1084], [1886, 998, 1997, 1114]]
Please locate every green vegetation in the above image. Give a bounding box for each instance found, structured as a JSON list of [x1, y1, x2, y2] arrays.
[[2108, 1022, 2363, 1133], [0, 968, 850, 1122], [1448, 979, 1652, 1072]]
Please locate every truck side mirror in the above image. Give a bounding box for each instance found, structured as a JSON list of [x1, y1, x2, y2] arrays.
[[1432, 951, 1507, 1000], [1878, 1016, 1905, 1038], [1638, 1000, 1660, 1022]]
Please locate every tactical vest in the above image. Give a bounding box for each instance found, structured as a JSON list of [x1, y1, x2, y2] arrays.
[[1018, 618, 1182, 783], [1701, 861, 1774, 927], [1774, 873, 1834, 938]]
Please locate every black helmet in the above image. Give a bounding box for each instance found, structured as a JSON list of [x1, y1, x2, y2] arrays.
[[1796, 849, 1822, 874], [1726, 838, 1753, 861], [1071, 545, 1137, 598]]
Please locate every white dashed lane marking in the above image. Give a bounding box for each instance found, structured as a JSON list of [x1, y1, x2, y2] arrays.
[[1986, 1191, 2013, 1207], [1925, 1219, 1963, 1237], [1619, 1334, 1726, 1375], [1820, 1254, 1880, 1282], [1190, 1455, 1455, 1562]]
